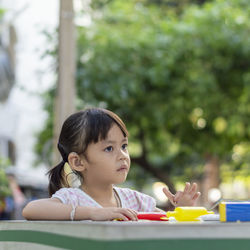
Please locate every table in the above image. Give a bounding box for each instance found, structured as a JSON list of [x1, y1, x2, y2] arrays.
[[1, 220, 250, 250]]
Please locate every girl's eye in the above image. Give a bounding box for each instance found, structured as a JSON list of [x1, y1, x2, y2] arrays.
[[105, 146, 113, 152], [122, 144, 128, 150]]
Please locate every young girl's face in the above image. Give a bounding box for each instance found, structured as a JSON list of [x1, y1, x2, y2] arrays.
[[82, 123, 130, 186]]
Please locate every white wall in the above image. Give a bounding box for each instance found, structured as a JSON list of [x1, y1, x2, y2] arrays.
[[0, 0, 59, 187]]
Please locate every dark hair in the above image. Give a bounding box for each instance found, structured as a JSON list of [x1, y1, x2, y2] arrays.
[[48, 108, 128, 196]]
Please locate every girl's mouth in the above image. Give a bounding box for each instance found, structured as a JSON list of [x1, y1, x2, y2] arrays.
[[117, 165, 128, 171]]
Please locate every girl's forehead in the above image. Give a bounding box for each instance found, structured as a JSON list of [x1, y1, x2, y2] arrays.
[[98, 124, 127, 143], [107, 124, 126, 136]]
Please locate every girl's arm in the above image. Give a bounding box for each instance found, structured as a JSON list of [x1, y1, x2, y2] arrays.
[[22, 198, 79, 220], [22, 198, 138, 221]]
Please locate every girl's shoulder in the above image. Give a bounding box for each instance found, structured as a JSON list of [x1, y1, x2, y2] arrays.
[[53, 187, 81, 195], [51, 187, 85, 204], [52, 187, 101, 207]]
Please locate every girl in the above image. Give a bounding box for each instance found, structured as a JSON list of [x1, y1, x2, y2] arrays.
[[22, 108, 200, 221]]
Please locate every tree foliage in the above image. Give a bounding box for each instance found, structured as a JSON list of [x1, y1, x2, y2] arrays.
[[36, 0, 250, 191], [0, 158, 11, 198]]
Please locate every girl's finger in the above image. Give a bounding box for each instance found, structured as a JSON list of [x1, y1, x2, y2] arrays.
[[189, 183, 197, 194], [192, 191, 201, 201], [120, 208, 137, 221], [163, 187, 175, 203], [184, 182, 191, 193], [128, 208, 138, 215], [113, 213, 129, 221], [174, 191, 183, 203], [126, 209, 138, 221], [128, 209, 138, 220]]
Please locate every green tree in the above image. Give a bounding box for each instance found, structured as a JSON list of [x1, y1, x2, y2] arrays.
[[36, 0, 250, 200], [0, 7, 11, 202], [76, 0, 250, 189], [0, 158, 11, 199]]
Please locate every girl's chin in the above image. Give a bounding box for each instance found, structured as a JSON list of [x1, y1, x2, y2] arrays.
[[114, 176, 127, 185]]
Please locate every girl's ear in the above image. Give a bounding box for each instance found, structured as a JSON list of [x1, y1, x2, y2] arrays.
[[68, 152, 85, 172]]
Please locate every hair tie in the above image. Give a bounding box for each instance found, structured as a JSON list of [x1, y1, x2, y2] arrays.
[[63, 162, 74, 187]]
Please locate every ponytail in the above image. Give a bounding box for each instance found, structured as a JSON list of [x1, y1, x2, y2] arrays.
[[47, 161, 66, 197], [47, 143, 69, 196]]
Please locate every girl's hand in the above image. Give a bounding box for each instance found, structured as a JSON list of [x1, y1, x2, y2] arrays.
[[163, 182, 201, 207], [89, 207, 138, 221]]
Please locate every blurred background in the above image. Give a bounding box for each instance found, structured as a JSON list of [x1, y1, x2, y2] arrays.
[[0, 0, 250, 219]]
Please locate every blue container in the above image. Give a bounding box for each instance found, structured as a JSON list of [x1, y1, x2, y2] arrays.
[[219, 202, 250, 222]]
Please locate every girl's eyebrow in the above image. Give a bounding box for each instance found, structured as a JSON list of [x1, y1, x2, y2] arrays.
[[102, 138, 128, 144]]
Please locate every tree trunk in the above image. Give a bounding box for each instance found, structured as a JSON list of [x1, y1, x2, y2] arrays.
[[201, 155, 220, 207], [131, 156, 176, 194], [132, 156, 176, 210], [53, 0, 76, 164]]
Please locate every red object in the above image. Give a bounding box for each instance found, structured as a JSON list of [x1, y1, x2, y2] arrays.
[[137, 213, 168, 221]]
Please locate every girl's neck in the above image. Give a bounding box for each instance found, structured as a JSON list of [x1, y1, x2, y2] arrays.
[[81, 183, 114, 199], [80, 183, 119, 207]]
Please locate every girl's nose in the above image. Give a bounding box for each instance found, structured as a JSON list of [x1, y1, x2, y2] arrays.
[[118, 149, 128, 160]]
